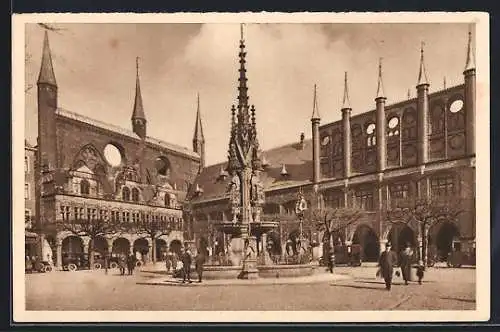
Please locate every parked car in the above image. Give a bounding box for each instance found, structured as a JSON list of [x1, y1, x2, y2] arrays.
[[25, 257, 53, 273]]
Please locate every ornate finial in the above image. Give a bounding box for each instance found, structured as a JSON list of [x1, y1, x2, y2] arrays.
[[464, 26, 475, 72], [417, 41, 429, 86], [311, 84, 320, 120], [407, 88, 411, 100], [240, 23, 244, 41], [443, 76, 447, 89], [341, 71, 351, 109], [376, 57, 386, 99], [136, 56, 139, 76]]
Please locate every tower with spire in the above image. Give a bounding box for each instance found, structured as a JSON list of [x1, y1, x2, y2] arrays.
[[375, 58, 387, 172], [131, 57, 147, 139], [37, 31, 58, 172], [416, 42, 430, 165], [464, 27, 476, 156], [311, 84, 321, 185], [341, 72, 352, 178], [193, 93, 206, 171]]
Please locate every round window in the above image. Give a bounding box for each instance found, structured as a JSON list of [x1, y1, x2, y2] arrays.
[[103, 144, 122, 167], [321, 136, 330, 146], [450, 99, 464, 113], [366, 123, 376, 135], [388, 117, 399, 129]]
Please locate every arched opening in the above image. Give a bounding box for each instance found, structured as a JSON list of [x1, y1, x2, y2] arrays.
[[90, 236, 108, 255], [387, 223, 417, 255], [267, 231, 282, 256], [62, 236, 84, 255], [431, 221, 460, 261], [61, 236, 84, 267], [80, 179, 90, 195], [352, 225, 380, 262], [155, 238, 168, 261], [132, 188, 140, 202], [214, 232, 226, 256], [133, 238, 150, 263], [169, 239, 182, 256], [155, 156, 171, 177], [112, 237, 130, 257], [122, 187, 130, 201]]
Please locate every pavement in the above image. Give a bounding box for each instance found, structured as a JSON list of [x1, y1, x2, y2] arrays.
[[24, 264, 476, 311]]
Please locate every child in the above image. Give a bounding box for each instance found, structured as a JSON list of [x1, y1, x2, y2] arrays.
[[416, 260, 425, 285]]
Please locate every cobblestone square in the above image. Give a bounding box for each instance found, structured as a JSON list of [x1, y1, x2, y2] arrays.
[[25, 265, 475, 311]]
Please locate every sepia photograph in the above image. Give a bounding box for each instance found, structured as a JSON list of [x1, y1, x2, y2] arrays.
[[12, 12, 489, 323]]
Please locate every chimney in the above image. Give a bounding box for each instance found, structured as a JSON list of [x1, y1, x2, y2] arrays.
[[299, 132, 305, 150]]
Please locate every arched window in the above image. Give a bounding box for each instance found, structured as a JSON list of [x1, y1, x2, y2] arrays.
[[387, 116, 400, 137], [447, 98, 465, 132], [80, 179, 90, 195], [122, 186, 131, 201], [402, 108, 417, 140], [430, 104, 445, 135], [131, 188, 140, 202], [365, 123, 376, 147]]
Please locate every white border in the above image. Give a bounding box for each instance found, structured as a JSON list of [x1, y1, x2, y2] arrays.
[[12, 12, 490, 323]]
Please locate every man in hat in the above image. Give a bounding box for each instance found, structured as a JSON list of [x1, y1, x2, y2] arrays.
[[399, 242, 414, 285], [378, 242, 397, 290]]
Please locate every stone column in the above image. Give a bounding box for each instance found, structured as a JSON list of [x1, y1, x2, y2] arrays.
[[342, 108, 352, 178], [375, 96, 387, 173], [417, 83, 429, 165], [56, 239, 62, 269]]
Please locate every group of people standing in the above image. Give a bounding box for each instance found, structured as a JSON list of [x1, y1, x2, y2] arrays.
[[165, 247, 206, 283], [117, 253, 137, 276], [378, 242, 425, 290]]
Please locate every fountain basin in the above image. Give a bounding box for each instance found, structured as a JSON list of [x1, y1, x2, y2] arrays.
[[202, 265, 243, 280], [257, 264, 317, 279]]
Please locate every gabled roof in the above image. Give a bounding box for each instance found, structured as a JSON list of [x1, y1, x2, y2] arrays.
[[188, 139, 313, 203]]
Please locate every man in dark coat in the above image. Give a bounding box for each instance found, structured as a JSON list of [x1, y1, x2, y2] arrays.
[[127, 253, 136, 275], [195, 252, 206, 283], [378, 242, 397, 290], [119, 254, 126, 276], [399, 243, 413, 285], [181, 248, 192, 283]]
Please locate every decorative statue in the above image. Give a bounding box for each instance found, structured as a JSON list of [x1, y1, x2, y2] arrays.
[[227, 172, 241, 223], [250, 172, 265, 206]]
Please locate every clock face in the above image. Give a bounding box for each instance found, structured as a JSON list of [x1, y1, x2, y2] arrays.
[[321, 136, 330, 146]]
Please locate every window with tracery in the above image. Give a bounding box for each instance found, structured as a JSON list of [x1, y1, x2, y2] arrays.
[[447, 98, 465, 132], [402, 108, 417, 140], [431, 175, 455, 197], [332, 129, 342, 156], [355, 189, 374, 210], [365, 123, 376, 147], [324, 191, 344, 209], [387, 116, 400, 137], [429, 104, 445, 135], [389, 182, 410, 199], [122, 186, 131, 201]]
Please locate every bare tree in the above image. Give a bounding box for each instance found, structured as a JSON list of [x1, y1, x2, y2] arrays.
[[306, 207, 363, 248], [385, 197, 465, 267], [56, 216, 120, 269]]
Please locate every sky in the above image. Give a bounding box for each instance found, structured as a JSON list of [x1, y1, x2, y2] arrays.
[[24, 23, 472, 166]]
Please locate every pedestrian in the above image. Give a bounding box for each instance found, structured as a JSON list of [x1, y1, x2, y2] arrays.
[[165, 252, 172, 273], [181, 248, 192, 283], [127, 253, 136, 275], [378, 242, 397, 290], [119, 254, 126, 276], [400, 242, 413, 285], [195, 251, 206, 283], [416, 261, 425, 285], [326, 245, 335, 274]]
